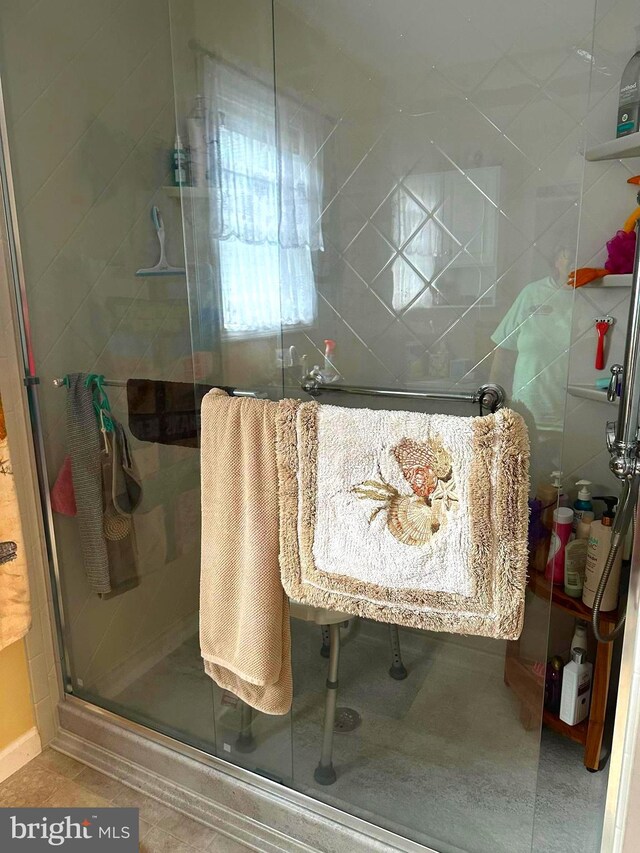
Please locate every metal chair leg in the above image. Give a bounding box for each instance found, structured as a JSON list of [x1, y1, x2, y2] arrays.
[[320, 624, 330, 658], [314, 622, 340, 785], [235, 701, 257, 753], [389, 624, 408, 680]]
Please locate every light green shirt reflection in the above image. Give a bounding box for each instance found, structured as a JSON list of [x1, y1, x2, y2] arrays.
[[491, 276, 573, 432]]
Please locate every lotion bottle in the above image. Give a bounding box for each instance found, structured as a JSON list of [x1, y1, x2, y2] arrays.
[[582, 496, 622, 611], [564, 538, 588, 598], [560, 648, 592, 726]]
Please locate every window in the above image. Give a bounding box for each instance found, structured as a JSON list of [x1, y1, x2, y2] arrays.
[[205, 59, 324, 334]]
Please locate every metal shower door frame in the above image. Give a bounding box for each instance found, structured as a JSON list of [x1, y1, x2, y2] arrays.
[[0, 49, 634, 853], [0, 73, 73, 695]]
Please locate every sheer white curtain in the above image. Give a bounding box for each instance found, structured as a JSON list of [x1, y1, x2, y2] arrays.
[[204, 59, 324, 334]]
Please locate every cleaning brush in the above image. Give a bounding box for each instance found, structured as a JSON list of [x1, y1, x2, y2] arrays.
[[594, 316, 614, 370], [136, 205, 186, 277]]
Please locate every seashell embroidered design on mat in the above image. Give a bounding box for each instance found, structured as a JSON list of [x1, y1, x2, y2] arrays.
[[353, 435, 458, 546]]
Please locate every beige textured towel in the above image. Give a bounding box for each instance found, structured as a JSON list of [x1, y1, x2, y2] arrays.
[[0, 393, 31, 651], [277, 400, 529, 641], [199, 390, 292, 715]]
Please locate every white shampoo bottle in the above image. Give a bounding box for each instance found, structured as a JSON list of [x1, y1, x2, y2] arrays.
[[559, 648, 592, 726]]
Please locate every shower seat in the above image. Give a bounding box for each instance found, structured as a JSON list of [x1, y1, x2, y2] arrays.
[[236, 602, 408, 786]]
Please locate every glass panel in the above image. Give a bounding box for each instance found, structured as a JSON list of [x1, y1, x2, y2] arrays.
[[168, 0, 294, 783], [0, 0, 215, 755], [271, 1, 597, 851], [0, 0, 611, 849]]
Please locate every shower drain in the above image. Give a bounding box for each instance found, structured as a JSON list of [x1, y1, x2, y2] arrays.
[[334, 707, 361, 733]]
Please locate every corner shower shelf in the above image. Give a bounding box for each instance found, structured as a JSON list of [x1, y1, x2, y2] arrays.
[[585, 134, 640, 161], [567, 384, 619, 404], [582, 274, 632, 288]]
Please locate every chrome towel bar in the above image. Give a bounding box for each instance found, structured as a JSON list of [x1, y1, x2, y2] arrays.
[[301, 373, 505, 413], [52, 377, 261, 398]]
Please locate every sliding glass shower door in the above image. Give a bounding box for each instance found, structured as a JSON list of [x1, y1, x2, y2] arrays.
[[170, 0, 598, 850], [0, 0, 606, 849]]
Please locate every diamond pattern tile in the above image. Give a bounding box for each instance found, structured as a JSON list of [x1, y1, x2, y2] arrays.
[[342, 221, 396, 284]]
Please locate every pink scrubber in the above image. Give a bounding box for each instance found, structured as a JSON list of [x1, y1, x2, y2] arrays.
[[50, 455, 77, 516], [605, 229, 636, 274]]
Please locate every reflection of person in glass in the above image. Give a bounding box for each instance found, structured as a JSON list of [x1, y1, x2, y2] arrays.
[[489, 245, 573, 468]]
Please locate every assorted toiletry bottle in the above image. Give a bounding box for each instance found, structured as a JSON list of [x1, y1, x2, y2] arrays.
[[544, 619, 593, 725], [428, 338, 450, 379], [544, 655, 564, 715], [187, 94, 208, 187], [564, 536, 588, 598], [583, 496, 622, 611], [572, 480, 594, 531], [532, 471, 568, 573], [617, 26, 640, 138], [570, 620, 588, 657], [560, 648, 593, 726], [545, 506, 573, 585], [172, 95, 210, 188], [319, 339, 339, 382], [172, 133, 188, 187]]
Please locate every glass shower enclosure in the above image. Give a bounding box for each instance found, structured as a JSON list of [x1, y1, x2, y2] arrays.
[[0, 0, 603, 850]]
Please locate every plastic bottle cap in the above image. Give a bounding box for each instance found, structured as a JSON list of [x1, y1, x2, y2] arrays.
[[576, 480, 592, 500], [553, 506, 574, 523], [571, 648, 587, 664]]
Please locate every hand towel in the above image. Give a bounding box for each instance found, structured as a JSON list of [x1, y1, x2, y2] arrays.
[[66, 373, 111, 595], [0, 392, 31, 651], [199, 389, 292, 715], [277, 400, 529, 641]]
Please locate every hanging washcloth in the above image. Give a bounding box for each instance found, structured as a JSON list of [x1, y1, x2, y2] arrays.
[[66, 373, 111, 594], [276, 401, 530, 641], [99, 419, 142, 599], [199, 389, 292, 715], [66, 374, 142, 597]]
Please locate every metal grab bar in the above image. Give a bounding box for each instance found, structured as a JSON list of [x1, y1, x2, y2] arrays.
[[52, 377, 261, 398], [301, 373, 505, 413]]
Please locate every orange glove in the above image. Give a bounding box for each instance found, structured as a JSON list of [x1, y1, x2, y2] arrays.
[[567, 268, 609, 288]]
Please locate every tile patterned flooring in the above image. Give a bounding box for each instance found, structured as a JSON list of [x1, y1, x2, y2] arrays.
[[0, 749, 250, 852]]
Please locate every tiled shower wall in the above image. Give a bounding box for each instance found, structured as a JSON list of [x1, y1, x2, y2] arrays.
[[272, 0, 596, 481], [563, 0, 640, 496], [0, 0, 201, 692]]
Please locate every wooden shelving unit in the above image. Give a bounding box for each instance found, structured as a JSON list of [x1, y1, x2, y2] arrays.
[[542, 708, 589, 746], [527, 573, 618, 627], [504, 573, 617, 770]]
